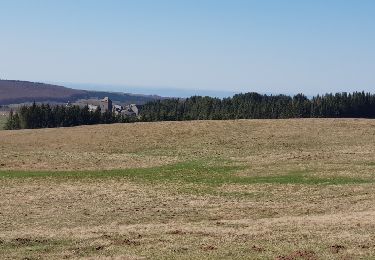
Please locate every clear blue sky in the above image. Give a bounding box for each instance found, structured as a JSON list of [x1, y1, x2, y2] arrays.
[[1, 0, 374, 95]]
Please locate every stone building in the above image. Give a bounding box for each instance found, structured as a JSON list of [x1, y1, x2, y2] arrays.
[[100, 97, 112, 112]]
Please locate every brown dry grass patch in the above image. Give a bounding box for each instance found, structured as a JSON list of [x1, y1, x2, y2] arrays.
[[0, 119, 375, 259], [0, 119, 375, 173]]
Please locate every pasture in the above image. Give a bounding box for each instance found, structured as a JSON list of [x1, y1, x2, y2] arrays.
[[0, 119, 374, 259]]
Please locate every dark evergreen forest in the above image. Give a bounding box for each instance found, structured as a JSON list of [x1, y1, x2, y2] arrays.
[[5, 103, 136, 130], [5, 91, 375, 130], [141, 92, 375, 121]]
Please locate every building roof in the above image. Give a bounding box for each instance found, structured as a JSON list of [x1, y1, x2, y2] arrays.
[[102, 97, 111, 102]]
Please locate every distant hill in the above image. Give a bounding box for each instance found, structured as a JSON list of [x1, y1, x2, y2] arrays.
[[0, 80, 163, 105]]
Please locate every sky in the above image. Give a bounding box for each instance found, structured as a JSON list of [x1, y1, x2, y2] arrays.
[[0, 0, 374, 96]]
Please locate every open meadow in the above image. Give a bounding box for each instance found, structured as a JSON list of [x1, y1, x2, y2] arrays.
[[0, 119, 374, 259]]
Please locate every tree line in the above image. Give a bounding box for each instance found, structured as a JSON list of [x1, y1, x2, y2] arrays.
[[4, 91, 375, 130], [5, 103, 136, 130], [140, 92, 375, 121]]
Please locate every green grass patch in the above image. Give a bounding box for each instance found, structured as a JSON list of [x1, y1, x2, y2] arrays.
[[240, 172, 371, 185], [0, 237, 71, 255], [0, 161, 242, 183], [0, 160, 372, 185], [0, 116, 7, 130]]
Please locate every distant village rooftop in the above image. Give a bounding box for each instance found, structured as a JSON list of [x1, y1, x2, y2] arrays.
[[85, 97, 139, 116]]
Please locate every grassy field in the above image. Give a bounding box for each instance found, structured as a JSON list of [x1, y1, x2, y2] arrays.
[[0, 119, 374, 259]]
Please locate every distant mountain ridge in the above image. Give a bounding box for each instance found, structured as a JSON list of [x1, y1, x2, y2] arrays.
[[0, 80, 163, 105]]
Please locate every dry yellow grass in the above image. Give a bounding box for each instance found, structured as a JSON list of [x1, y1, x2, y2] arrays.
[[0, 119, 375, 259], [1, 119, 375, 173]]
